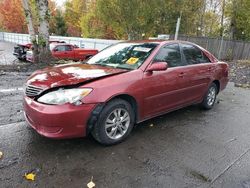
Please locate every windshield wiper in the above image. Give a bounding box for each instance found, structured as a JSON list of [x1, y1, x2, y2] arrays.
[[87, 63, 133, 70], [116, 66, 133, 70]]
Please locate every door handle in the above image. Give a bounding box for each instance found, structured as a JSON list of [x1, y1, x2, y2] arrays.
[[178, 72, 186, 77], [208, 67, 213, 71]]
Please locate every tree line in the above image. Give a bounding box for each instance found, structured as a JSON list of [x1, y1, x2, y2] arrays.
[[1, 0, 250, 41], [0, 0, 249, 63]]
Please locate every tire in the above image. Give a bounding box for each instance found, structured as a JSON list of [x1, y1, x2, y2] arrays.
[[85, 55, 93, 60], [91, 99, 135, 145], [17, 57, 25, 61], [201, 83, 218, 110]]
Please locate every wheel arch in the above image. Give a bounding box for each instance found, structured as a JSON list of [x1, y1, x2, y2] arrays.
[[86, 94, 139, 135], [213, 80, 220, 94], [108, 94, 139, 122]]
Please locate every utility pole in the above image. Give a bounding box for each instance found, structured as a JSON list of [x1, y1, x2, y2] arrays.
[[218, 0, 226, 60], [220, 0, 225, 37], [174, 13, 181, 40], [199, 0, 206, 36]]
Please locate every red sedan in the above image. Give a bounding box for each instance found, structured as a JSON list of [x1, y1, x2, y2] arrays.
[[23, 40, 229, 145]]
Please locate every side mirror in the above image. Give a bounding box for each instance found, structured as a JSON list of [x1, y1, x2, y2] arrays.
[[147, 62, 168, 72], [53, 48, 58, 52]]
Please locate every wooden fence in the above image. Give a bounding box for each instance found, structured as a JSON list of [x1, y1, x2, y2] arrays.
[[171, 35, 250, 60]]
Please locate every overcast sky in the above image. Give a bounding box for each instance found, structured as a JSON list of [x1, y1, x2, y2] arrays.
[[54, 0, 67, 7]]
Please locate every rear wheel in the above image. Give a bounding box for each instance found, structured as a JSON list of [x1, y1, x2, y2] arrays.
[[201, 83, 218, 110], [91, 99, 135, 145]]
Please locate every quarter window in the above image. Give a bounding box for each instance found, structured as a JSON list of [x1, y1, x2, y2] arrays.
[[154, 44, 184, 67], [181, 44, 211, 65], [55, 45, 66, 52]]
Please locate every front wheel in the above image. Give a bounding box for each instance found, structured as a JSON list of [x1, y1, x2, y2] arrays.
[[201, 83, 218, 110], [91, 99, 135, 145]]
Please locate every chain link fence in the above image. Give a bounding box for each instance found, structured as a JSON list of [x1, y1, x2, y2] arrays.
[[0, 32, 121, 51], [1, 32, 250, 60]]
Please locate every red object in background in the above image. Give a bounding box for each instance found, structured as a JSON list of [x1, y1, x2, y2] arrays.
[[21, 41, 65, 50], [25, 43, 98, 62], [51, 43, 98, 61], [14, 41, 65, 61], [23, 40, 229, 144]]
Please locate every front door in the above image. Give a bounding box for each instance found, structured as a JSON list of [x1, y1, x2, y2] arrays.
[[53, 45, 75, 60], [142, 43, 190, 118]]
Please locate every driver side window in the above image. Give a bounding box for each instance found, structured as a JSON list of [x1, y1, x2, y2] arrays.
[[153, 44, 184, 67], [65, 45, 72, 51], [55, 45, 66, 52]]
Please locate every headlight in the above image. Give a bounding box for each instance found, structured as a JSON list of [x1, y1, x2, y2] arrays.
[[37, 88, 92, 105]]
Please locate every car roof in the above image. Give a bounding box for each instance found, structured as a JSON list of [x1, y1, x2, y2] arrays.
[[121, 40, 197, 45], [52, 40, 197, 47], [50, 43, 72, 46], [124, 40, 163, 44]]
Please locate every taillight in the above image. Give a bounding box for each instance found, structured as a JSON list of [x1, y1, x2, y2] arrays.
[[225, 65, 229, 77]]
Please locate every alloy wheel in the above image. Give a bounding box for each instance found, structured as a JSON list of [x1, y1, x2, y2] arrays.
[[105, 108, 130, 140], [207, 86, 216, 106]]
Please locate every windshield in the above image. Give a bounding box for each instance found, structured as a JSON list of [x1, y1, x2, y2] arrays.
[[50, 43, 58, 51], [87, 42, 158, 70]]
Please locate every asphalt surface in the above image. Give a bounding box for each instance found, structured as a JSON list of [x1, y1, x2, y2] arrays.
[[0, 70, 250, 188]]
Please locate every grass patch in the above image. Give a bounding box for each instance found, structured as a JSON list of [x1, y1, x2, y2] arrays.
[[236, 60, 250, 67], [190, 170, 211, 182]]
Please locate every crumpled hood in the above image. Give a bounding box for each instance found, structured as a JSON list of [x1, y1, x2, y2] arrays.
[[26, 63, 127, 89]]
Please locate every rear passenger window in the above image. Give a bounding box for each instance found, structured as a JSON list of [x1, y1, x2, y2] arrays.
[[154, 44, 184, 67], [181, 44, 211, 65]]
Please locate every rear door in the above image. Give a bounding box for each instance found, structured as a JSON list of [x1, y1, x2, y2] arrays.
[[64, 45, 75, 59], [179, 43, 215, 102]]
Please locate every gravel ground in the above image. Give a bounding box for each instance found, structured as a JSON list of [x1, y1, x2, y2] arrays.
[[0, 72, 29, 125], [0, 41, 18, 65], [0, 41, 65, 73]]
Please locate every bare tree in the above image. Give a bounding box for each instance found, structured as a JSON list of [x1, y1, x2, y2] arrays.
[[21, 0, 39, 63], [36, 0, 51, 63], [22, 0, 51, 63], [220, 0, 225, 37], [230, 0, 237, 40]]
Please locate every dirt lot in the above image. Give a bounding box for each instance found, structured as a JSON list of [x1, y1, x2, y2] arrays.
[[228, 60, 250, 88], [0, 41, 17, 65], [1, 41, 250, 188]]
